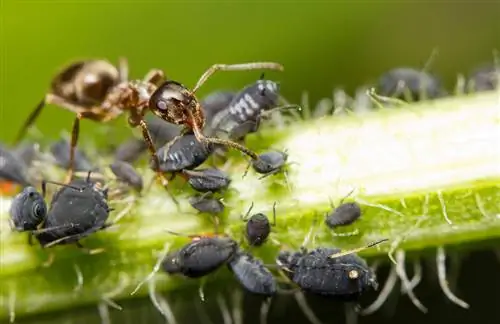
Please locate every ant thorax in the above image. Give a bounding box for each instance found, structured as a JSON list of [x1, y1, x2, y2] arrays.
[[103, 80, 157, 113]]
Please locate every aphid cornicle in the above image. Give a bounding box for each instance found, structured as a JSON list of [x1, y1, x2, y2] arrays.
[[189, 193, 225, 215], [9, 186, 47, 231], [34, 175, 112, 248], [208, 78, 281, 140], [50, 138, 95, 172], [151, 132, 214, 173], [250, 150, 288, 177], [183, 168, 231, 193], [241, 202, 276, 246], [227, 250, 277, 296], [161, 236, 239, 278], [325, 201, 362, 229], [377, 67, 444, 102], [109, 160, 143, 192], [0, 144, 32, 189], [276, 247, 378, 301]]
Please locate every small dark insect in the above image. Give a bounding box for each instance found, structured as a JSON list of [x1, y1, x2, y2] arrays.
[[151, 132, 214, 173], [0, 144, 32, 190], [109, 160, 143, 192], [377, 67, 444, 102], [189, 192, 225, 215], [467, 63, 499, 92], [276, 240, 386, 301], [114, 138, 147, 164], [13, 141, 40, 167], [161, 236, 239, 278], [34, 173, 112, 250], [145, 114, 182, 148], [246, 150, 288, 179], [9, 186, 47, 231], [200, 90, 236, 131], [183, 167, 231, 193], [241, 202, 276, 246], [50, 138, 95, 172], [325, 196, 362, 229], [228, 249, 277, 296]]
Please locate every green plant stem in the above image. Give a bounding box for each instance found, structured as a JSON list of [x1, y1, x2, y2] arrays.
[[1, 91, 499, 320]]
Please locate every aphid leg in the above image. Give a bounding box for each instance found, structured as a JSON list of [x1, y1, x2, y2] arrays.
[[73, 263, 84, 293], [63, 113, 83, 184], [436, 246, 470, 309], [42, 252, 55, 268], [294, 291, 324, 324], [216, 293, 233, 324], [75, 241, 105, 255], [401, 259, 422, 295], [395, 250, 428, 313], [148, 277, 178, 324], [242, 160, 252, 179], [240, 202, 254, 221], [192, 62, 284, 93], [271, 202, 277, 226], [198, 277, 207, 302], [97, 301, 111, 324], [118, 57, 129, 82], [360, 264, 399, 315], [8, 287, 16, 323], [131, 243, 171, 295], [259, 298, 272, 324], [143, 68, 166, 86], [367, 88, 406, 108]]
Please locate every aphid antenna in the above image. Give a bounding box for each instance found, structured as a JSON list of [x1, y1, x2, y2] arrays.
[[328, 238, 389, 259], [271, 201, 277, 226], [260, 104, 303, 119], [240, 201, 255, 221], [31, 223, 80, 235], [131, 242, 171, 295]]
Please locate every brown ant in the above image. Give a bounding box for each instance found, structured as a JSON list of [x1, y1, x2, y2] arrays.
[[15, 58, 283, 191]]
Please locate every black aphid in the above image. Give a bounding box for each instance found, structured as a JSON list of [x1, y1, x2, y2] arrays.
[[161, 236, 238, 278], [325, 201, 362, 229], [0, 144, 31, 188], [208, 78, 281, 140], [228, 250, 277, 296], [114, 138, 147, 164], [183, 168, 231, 193], [50, 138, 95, 172], [145, 114, 182, 148], [250, 150, 288, 178], [9, 186, 47, 231], [109, 160, 143, 192], [201, 90, 236, 130], [189, 193, 224, 215], [151, 132, 214, 173], [276, 247, 378, 301], [377, 67, 444, 102], [34, 174, 112, 248], [241, 202, 276, 246], [467, 63, 499, 92], [13, 141, 39, 167]]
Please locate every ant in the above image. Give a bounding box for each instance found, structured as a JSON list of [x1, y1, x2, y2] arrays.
[[15, 58, 283, 190]]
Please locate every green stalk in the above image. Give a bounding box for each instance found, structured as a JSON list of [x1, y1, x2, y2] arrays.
[[1, 90, 499, 321]]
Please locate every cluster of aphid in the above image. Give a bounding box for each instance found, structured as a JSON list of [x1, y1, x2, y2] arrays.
[[1, 56, 498, 323]]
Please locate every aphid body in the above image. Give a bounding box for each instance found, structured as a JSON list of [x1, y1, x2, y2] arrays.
[[325, 202, 362, 229], [0, 144, 31, 188], [467, 63, 499, 92], [189, 194, 224, 214], [228, 250, 277, 296], [50, 139, 95, 172], [109, 160, 143, 192], [35, 177, 111, 247], [9, 186, 47, 231], [242, 202, 276, 247], [184, 168, 231, 193], [377, 67, 444, 102], [113, 138, 147, 163], [276, 247, 378, 301], [201, 90, 236, 130], [251, 150, 288, 176], [162, 237, 238, 278]]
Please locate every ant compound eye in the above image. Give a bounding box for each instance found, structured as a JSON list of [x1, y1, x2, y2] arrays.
[[156, 100, 168, 111]]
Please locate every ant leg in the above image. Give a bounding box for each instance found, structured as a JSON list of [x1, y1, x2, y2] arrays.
[[64, 114, 82, 184], [14, 97, 46, 145], [143, 69, 166, 86], [192, 62, 284, 93], [118, 57, 129, 82], [138, 119, 180, 206]]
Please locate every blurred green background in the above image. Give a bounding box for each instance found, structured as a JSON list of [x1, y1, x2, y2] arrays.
[[1, 0, 499, 143], [1, 1, 500, 323]]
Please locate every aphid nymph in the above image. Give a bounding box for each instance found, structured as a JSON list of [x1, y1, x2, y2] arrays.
[[189, 192, 225, 215], [325, 193, 362, 229], [183, 168, 231, 193], [109, 160, 143, 193], [228, 249, 277, 296], [50, 138, 95, 173], [245, 150, 288, 179], [241, 202, 277, 246]]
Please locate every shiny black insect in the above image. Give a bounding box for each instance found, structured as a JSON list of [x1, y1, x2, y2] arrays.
[[276, 247, 379, 301], [325, 201, 362, 229], [150, 132, 214, 173], [241, 202, 276, 246], [50, 138, 95, 172], [208, 77, 281, 141], [467, 63, 499, 92], [183, 168, 231, 193], [114, 138, 147, 163], [377, 67, 445, 102], [189, 193, 224, 215], [109, 160, 143, 192], [0, 144, 32, 189], [9, 186, 47, 232], [247, 150, 288, 178], [228, 249, 277, 296], [162, 236, 238, 278], [34, 174, 112, 249]]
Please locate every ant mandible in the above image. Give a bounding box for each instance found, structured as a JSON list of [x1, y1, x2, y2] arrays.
[[15, 58, 283, 189]]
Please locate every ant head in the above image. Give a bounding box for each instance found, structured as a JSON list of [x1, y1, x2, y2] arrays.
[[149, 80, 205, 130]]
